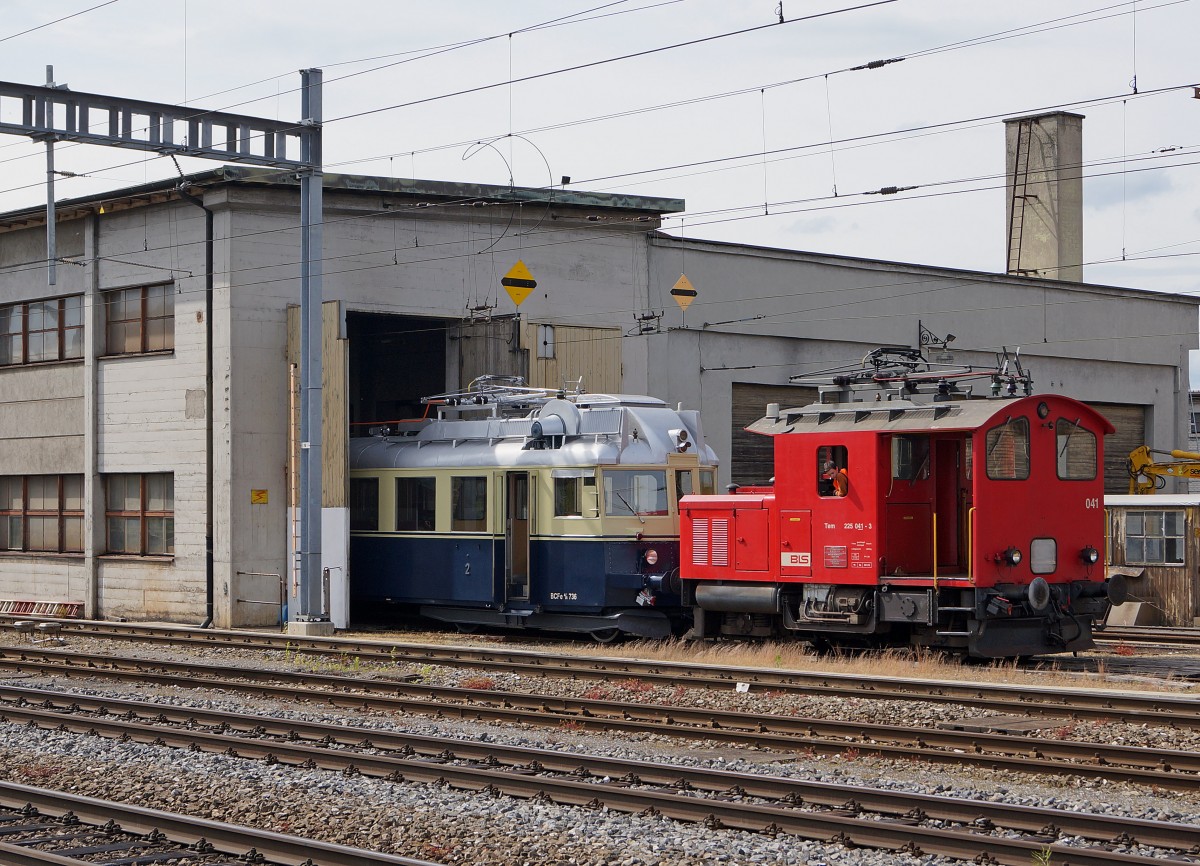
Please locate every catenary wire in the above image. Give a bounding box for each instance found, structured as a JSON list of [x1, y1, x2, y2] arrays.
[[0, 0, 120, 44]]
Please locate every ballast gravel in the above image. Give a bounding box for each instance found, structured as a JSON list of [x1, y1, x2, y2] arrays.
[[2, 631, 1199, 866]]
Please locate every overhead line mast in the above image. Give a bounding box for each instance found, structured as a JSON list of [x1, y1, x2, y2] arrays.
[[0, 68, 328, 632]]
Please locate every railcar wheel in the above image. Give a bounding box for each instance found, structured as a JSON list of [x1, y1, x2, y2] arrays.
[[590, 628, 622, 644]]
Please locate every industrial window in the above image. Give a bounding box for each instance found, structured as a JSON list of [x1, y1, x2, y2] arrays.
[[0, 475, 83, 553], [349, 478, 379, 531], [1055, 418, 1097, 480], [1125, 510, 1185, 565], [699, 469, 716, 494], [396, 476, 436, 531], [817, 445, 849, 497], [602, 469, 667, 517], [105, 284, 174, 355], [985, 417, 1030, 480], [105, 473, 173, 556], [0, 295, 83, 366], [536, 324, 556, 359], [450, 476, 488, 532]]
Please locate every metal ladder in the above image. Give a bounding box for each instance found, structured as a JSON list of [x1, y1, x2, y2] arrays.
[[1006, 118, 1037, 276], [935, 605, 974, 638]]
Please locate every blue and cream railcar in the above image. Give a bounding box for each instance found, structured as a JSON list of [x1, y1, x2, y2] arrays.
[[348, 385, 718, 639]]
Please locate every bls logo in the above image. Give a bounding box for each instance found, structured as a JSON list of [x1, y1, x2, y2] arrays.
[[781, 551, 812, 568]]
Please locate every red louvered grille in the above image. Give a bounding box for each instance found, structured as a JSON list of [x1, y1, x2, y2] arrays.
[[691, 519, 709, 565], [711, 518, 729, 566]]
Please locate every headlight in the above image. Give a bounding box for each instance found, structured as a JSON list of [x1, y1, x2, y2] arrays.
[[1081, 546, 1099, 564], [996, 546, 1022, 567], [644, 549, 659, 566]]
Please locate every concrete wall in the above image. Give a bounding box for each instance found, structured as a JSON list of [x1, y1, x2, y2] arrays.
[[0, 363, 84, 475], [91, 203, 210, 621], [0, 206, 210, 622]]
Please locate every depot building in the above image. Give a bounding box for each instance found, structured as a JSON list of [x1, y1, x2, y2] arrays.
[[0, 163, 1194, 628]]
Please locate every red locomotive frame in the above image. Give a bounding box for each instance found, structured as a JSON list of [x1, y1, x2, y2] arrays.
[[680, 350, 1125, 657]]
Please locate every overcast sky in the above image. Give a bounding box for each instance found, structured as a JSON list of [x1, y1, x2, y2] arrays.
[[2, 1, 1198, 373]]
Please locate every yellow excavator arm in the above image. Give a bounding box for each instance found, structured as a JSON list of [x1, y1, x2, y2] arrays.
[[1128, 445, 1200, 494]]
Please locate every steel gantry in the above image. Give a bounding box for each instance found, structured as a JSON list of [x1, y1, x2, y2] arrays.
[[0, 69, 329, 629]]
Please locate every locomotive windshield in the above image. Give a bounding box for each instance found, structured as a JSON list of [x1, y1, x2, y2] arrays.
[[985, 417, 1030, 480], [603, 470, 668, 516], [1055, 418, 1097, 480]]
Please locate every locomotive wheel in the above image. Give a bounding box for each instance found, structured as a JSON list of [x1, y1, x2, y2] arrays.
[[807, 638, 835, 656], [590, 628, 622, 644]]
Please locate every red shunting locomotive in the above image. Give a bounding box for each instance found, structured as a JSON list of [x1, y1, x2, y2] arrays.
[[680, 348, 1127, 658]]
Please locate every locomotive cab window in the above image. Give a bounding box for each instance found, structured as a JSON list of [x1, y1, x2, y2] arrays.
[[451, 476, 488, 532], [603, 469, 667, 517], [349, 478, 379, 531], [675, 469, 693, 501], [817, 445, 849, 497], [985, 417, 1030, 480], [1055, 418, 1097, 480], [699, 469, 716, 495], [396, 477, 436, 531]]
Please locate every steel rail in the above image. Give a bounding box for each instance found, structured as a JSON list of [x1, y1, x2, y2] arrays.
[[0, 841, 84, 866], [0, 781, 438, 866], [2, 647, 1198, 790], [3, 617, 1196, 727], [1100, 626, 1200, 647], [4, 681, 1197, 853], [0, 698, 1178, 866]]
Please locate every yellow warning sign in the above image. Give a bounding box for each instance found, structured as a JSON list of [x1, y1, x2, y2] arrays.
[[671, 273, 698, 311], [251, 489, 269, 505], [502, 259, 537, 307]]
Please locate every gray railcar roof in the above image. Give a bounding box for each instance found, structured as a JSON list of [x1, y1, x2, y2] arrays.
[[350, 394, 717, 470]]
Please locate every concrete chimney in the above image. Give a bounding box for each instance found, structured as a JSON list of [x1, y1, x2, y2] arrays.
[[1004, 112, 1084, 282]]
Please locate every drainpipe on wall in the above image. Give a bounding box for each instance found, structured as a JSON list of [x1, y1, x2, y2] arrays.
[[177, 185, 215, 629]]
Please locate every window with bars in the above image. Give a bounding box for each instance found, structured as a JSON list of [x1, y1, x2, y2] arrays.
[[0, 475, 84, 553], [105, 285, 174, 355], [0, 296, 83, 366], [105, 473, 174, 556]]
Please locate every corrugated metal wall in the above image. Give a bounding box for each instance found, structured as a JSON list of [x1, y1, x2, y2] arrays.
[[730, 383, 818, 487], [1087, 402, 1146, 494]]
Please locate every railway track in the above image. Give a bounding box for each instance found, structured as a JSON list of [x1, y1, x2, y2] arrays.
[[3, 617, 1198, 727], [0, 779, 435, 865], [2, 645, 1198, 791], [1100, 626, 1200, 647], [1, 682, 1193, 866]]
